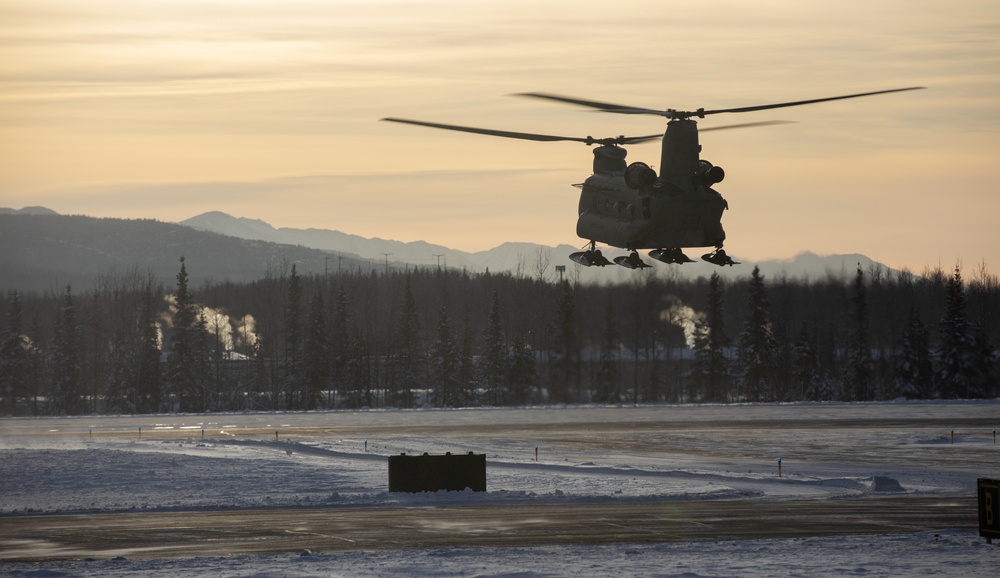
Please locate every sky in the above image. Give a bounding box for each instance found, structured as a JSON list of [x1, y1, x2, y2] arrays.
[[1, 0, 998, 274]]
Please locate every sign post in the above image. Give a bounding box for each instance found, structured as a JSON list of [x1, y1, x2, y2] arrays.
[[978, 478, 1000, 544]]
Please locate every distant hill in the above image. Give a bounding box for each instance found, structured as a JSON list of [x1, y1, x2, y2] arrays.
[[180, 210, 900, 283], [179, 211, 586, 274], [0, 208, 900, 292], [0, 206, 59, 216], [0, 213, 375, 292]]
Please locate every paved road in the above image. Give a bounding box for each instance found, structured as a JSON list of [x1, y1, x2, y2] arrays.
[[0, 496, 976, 562]]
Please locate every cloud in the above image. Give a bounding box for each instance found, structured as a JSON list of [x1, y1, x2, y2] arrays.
[[2, 0, 998, 271]]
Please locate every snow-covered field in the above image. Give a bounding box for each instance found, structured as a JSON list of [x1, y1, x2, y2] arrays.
[[2, 401, 998, 576]]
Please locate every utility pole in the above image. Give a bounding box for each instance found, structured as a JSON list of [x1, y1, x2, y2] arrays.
[[381, 253, 392, 276], [433, 254, 445, 269]]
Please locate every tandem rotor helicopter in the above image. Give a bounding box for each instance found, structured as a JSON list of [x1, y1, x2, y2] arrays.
[[382, 87, 924, 270]]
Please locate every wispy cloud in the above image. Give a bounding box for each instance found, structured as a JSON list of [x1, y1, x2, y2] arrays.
[[1, 0, 998, 269]]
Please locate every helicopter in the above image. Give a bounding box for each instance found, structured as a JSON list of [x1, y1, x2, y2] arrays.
[[382, 87, 924, 269]]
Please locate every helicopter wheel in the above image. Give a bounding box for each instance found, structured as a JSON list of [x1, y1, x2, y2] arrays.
[[701, 248, 740, 267], [649, 248, 695, 264], [570, 243, 612, 267], [613, 251, 651, 269]]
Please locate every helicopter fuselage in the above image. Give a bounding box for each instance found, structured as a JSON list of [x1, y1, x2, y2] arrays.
[[576, 174, 727, 250], [576, 120, 728, 251]]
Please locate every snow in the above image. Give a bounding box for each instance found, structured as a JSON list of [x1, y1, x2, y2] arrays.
[[2, 401, 998, 576]]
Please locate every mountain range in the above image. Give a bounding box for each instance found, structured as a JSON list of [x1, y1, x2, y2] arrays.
[[178, 210, 892, 283], [1, 207, 895, 292]]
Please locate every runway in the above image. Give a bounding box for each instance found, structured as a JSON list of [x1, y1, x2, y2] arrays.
[[0, 496, 976, 561]]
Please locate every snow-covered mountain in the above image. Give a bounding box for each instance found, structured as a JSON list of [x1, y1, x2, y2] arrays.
[[0, 206, 900, 289], [179, 211, 901, 282], [180, 211, 584, 276]]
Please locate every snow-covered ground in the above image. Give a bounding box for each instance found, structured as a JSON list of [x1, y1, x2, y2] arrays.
[[2, 401, 998, 576]]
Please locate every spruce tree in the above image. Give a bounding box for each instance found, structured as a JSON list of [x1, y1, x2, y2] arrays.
[[481, 291, 508, 405], [137, 286, 162, 412], [894, 307, 933, 399], [594, 301, 620, 403], [0, 291, 30, 415], [165, 258, 200, 413], [281, 264, 303, 408], [846, 265, 874, 401], [49, 285, 83, 415], [791, 322, 825, 400], [693, 272, 730, 402], [346, 322, 372, 408], [392, 276, 422, 408], [457, 310, 476, 406], [508, 333, 537, 405], [330, 286, 351, 401], [301, 289, 329, 409], [936, 266, 995, 398], [430, 305, 459, 407], [192, 310, 213, 411], [548, 281, 579, 403], [736, 266, 778, 402]]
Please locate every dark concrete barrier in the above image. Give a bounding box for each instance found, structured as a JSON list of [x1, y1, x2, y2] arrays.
[[388, 452, 486, 493]]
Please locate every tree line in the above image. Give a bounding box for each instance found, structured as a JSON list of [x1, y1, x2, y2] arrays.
[[1, 258, 997, 416]]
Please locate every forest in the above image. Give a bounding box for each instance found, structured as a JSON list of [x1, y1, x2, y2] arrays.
[[1, 258, 997, 416]]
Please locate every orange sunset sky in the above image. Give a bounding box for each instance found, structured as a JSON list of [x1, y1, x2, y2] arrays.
[[1, 0, 998, 274]]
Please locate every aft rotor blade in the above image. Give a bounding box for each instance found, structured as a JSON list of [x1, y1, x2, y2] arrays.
[[699, 120, 797, 132], [515, 87, 925, 120], [381, 117, 590, 143], [381, 117, 660, 146], [699, 87, 926, 116], [619, 134, 663, 144]]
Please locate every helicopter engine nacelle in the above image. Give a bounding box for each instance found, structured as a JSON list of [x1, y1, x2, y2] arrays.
[[697, 160, 725, 185], [624, 162, 657, 190]]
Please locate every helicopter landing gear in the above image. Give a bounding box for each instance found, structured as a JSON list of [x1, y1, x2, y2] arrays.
[[569, 242, 612, 267], [649, 248, 695, 264], [613, 251, 652, 269], [701, 248, 739, 267]]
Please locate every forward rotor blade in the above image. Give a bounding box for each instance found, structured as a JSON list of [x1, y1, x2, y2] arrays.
[[381, 117, 660, 146], [699, 87, 926, 116], [513, 92, 665, 116]]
